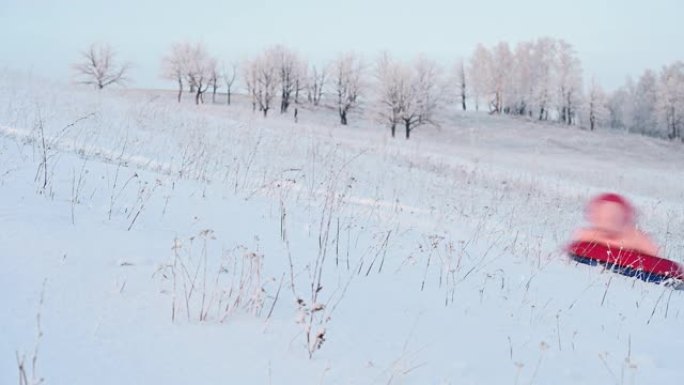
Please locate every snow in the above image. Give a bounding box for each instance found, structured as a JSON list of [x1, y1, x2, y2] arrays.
[[1, 72, 683, 385]]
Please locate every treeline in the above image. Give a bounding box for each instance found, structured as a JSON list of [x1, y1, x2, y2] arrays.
[[72, 40, 683, 141], [608, 63, 684, 140]]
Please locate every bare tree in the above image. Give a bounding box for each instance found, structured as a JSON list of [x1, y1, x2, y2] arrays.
[[293, 60, 307, 106], [456, 59, 467, 111], [465, 37, 583, 123], [161, 42, 192, 102], [587, 78, 608, 131], [632, 69, 658, 135], [468, 44, 491, 112], [307, 64, 328, 106], [209, 63, 220, 104], [511, 41, 536, 116], [468, 42, 513, 115], [73, 43, 130, 89], [294, 68, 307, 107], [245, 50, 279, 117], [532, 37, 557, 121], [244, 59, 259, 112], [658, 62, 684, 140], [184, 43, 215, 105], [556, 40, 583, 125], [609, 60, 684, 140], [376, 54, 443, 139], [262, 46, 306, 114], [607, 78, 636, 131], [376, 53, 407, 137], [222, 62, 238, 105], [333, 53, 364, 125], [489, 42, 513, 114], [400, 56, 443, 139], [208, 60, 221, 104]]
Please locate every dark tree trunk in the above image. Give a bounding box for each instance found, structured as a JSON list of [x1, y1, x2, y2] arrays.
[[263, 107, 269, 117], [391, 123, 396, 138], [340, 108, 347, 125], [226, 87, 231, 105], [671, 107, 677, 140], [281, 89, 291, 113], [561, 107, 566, 123], [295, 80, 301, 105], [496, 92, 501, 114], [316, 86, 323, 106], [195, 82, 206, 105], [177, 78, 183, 103], [405, 120, 411, 139], [460, 79, 467, 111]]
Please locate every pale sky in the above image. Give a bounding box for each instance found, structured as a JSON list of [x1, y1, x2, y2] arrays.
[[1, 0, 682, 91]]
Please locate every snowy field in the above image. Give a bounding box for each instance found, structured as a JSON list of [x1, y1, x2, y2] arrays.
[[1, 72, 684, 385]]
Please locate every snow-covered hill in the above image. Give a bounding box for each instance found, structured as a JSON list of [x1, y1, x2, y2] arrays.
[[1, 73, 683, 385]]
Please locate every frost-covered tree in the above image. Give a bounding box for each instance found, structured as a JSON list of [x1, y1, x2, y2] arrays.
[[184, 43, 215, 105], [73, 43, 130, 90], [244, 60, 258, 112], [468, 44, 491, 112], [307, 64, 327, 106], [510, 41, 536, 116], [489, 42, 513, 114], [375, 53, 406, 137], [657, 62, 684, 140], [161, 42, 217, 105], [222, 62, 238, 106], [455, 59, 467, 111], [555, 40, 583, 125], [264, 46, 305, 113], [400, 56, 443, 139], [607, 77, 635, 131], [376, 54, 443, 139], [294, 67, 306, 107], [532, 37, 557, 121], [161, 42, 193, 102], [333, 53, 364, 125], [586, 79, 609, 131], [209, 61, 220, 104], [632, 70, 658, 135], [465, 37, 582, 123], [244, 50, 279, 117], [608, 61, 684, 140]]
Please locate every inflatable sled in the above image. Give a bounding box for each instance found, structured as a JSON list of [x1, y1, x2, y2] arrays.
[[567, 240, 684, 286]]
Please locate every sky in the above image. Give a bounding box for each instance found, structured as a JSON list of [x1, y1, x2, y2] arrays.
[[0, 0, 682, 92]]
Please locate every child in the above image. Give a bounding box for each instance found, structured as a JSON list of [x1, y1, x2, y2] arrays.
[[571, 193, 660, 256]]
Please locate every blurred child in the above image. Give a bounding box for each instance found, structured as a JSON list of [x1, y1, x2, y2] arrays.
[[571, 193, 659, 256]]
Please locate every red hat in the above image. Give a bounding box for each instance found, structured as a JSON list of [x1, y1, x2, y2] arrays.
[[585, 193, 635, 227]]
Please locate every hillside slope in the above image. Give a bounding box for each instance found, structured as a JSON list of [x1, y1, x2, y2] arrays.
[[1, 75, 683, 384]]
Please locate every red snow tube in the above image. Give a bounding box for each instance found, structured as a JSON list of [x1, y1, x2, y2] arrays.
[[567, 240, 684, 284]]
